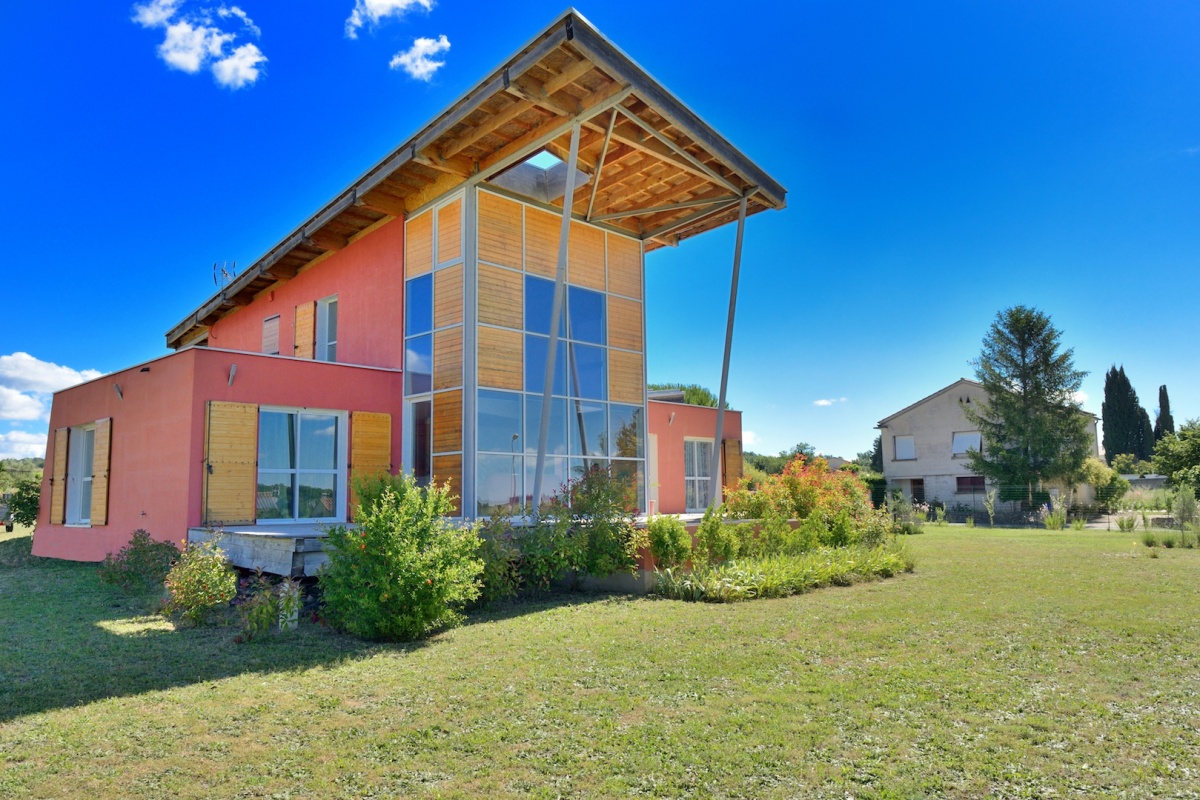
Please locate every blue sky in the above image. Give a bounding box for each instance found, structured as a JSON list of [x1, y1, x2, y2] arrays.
[[1, 1, 1198, 461]]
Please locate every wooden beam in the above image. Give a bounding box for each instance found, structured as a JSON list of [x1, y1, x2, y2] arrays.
[[413, 152, 474, 178], [356, 189, 408, 218], [440, 99, 534, 159], [590, 193, 739, 222], [404, 171, 466, 215], [585, 108, 618, 220], [616, 107, 743, 195], [639, 198, 741, 242], [304, 231, 350, 252]]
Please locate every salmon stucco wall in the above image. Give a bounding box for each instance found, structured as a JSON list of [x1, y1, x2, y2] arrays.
[[206, 217, 405, 369], [648, 400, 741, 515]]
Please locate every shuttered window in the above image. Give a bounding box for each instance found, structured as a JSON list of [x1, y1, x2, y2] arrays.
[[262, 315, 280, 355]]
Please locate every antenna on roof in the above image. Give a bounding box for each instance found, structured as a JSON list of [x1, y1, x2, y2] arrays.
[[213, 261, 238, 288]]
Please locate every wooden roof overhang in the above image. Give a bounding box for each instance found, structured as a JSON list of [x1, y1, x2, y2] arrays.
[[166, 9, 787, 349]]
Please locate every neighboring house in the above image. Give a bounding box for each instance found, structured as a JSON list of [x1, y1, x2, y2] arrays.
[[876, 378, 1101, 509], [32, 11, 780, 565]]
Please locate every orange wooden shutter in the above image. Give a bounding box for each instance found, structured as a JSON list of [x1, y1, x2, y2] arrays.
[[294, 302, 315, 359], [50, 427, 68, 525], [90, 418, 112, 526], [203, 401, 258, 525], [722, 438, 743, 490]]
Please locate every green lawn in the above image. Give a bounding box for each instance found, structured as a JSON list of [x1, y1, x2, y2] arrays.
[[2, 527, 1197, 798]]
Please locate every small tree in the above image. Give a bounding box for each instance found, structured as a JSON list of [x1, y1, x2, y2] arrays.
[[1102, 366, 1154, 463], [1154, 420, 1200, 487], [1154, 385, 1175, 443], [7, 478, 40, 527], [964, 306, 1092, 508]]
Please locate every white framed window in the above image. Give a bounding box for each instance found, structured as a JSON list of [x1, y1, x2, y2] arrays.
[[316, 296, 338, 362], [405, 398, 433, 488], [894, 435, 916, 461], [952, 431, 981, 457], [66, 424, 96, 526], [684, 438, 714, 512], [262, 315, 280, 355], [256, 407, 347, 522]]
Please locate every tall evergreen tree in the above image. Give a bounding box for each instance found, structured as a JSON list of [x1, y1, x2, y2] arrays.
[[1154, 384, 1175, 443], [963, 306, 1091, 506], [1101, 366, 1151, 465]]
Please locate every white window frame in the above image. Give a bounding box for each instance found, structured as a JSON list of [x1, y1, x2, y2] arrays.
[[684, 438, 715, 513], [256, 406, 348, 523], [894, 435, 916, 461], [316, 295, 338, 362], [951, 430, 981, 457], [66, 424, 96, 526]]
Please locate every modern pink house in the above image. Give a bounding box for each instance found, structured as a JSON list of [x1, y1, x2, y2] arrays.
[[33, 11, 782, 569]]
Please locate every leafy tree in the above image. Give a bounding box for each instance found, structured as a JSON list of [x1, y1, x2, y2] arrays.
[[1153, 420, 1200, 487], [1102, 366, 1153, 463], [647, 383, 727, 409], [963, 306, 1092, 507], [745, 443, 816, 475], [1154, 385, 1175, 443], [6, 478, 40, 527]]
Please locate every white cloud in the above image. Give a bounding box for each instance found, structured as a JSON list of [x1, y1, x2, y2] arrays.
[[1074, 391, 1088, 406], [390, 34, 450, 80], [742, 430, 758, 447], [0, 387, 45, 422], [345, 0, 433, 39], [0, 430, 48, 460], [131, 1, 266, 89], [813, 397, 848, 407], [0, 353, 101, 394]]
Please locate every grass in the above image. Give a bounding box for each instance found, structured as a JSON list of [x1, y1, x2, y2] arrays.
[[3, 526, 1199, 798]]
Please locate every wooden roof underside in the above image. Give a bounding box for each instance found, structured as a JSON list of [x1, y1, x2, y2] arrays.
[[167, 10, 787, 349]]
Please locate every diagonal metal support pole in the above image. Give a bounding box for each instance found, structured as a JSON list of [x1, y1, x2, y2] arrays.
[[532, 123, 582, 515], [710, 195, 748, 508]]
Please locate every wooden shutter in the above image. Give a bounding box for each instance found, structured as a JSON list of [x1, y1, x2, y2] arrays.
[[203, 401, 258, 525], [722, 438, 743, 490], [262, 315, 280, 355], [349, 411, 391, 516], [90, 418, 112, 526], [50, 427, 68, 525], [294, 302, 315, 359]]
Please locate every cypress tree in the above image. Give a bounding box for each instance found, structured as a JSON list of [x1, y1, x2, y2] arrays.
[[1137, 407, 1154, 462], [1101, 366, 1151, 465], [1154, 385, 1175, 443]]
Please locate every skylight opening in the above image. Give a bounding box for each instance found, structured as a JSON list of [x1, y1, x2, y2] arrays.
[[525, 150, 564, 170]]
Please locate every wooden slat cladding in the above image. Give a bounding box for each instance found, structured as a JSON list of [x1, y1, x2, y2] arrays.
[[50, 427, 68, 525], [433, 389, 463, 454], [434, 264, 463, 328], [607, 232, 642, 299], [525, 206, 559, 277], [406, 211, 433, 277], [607, 296, 643, 352], [350, 411, 392, 516], [434, 328, 463, 391], [568, 221, 605, 290], [722, 438, 743, 490], [204, 401, 258, 526], [261, 315, 280, 355], [90, 418, 112, 526], [608, 349, 644, 405], [478, 326, 523, 390], [436, 198, 463, 264], [478, 264, 523, 329], [293, 302, 315, 359], [478, 191, 523, 269], [432, 454, 462, 515]]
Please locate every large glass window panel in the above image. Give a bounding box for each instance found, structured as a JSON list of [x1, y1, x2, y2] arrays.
[[568, 400, 608, 457], [524, 395, 568, 456], [256, 473, 294, 520], [405, 274, 433, 335], [298, 413, 338, 470], [525, 456, 568, 508], [611, 459, 646, 513], [406, 334, 433, 395], [478, 390, 523, 453], [258, 411, 295, 469], [477, 453, 524, 516], [410, 400, 432, 487], [524, 335, 567, 396], [568, 343, 606, 400], [298, 473, 338, 519], [524, 275, 564, 336], [567, 286, 605, 345], [609, 404, 645, 459]]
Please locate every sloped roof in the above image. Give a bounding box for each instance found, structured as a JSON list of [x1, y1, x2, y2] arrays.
[[876, 379, 983, 427], [166, 9, 786, 348]]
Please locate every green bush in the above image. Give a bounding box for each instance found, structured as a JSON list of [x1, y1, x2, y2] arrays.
[[542, 464, 645, 578], [646, 515, 691, 568], [6, 478, 40, 527], [1117, 514, 1139, 533], [693, 505, 737, 565], [1172, 486, 1197, 528], [476, 515, 524, 602], [319, 476, 482, 642], [164, 538, 238, 625], [237, 570, 280, 641], [1141, 529, 1157, 547], [98, 529, 179, 593]]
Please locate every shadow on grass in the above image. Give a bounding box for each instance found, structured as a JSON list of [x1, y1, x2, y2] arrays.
[[0, 535, 633, 723]]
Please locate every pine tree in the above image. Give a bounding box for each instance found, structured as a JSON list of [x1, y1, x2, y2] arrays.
[[1154, 384, 1175, 443], [963, 306, 1092, 507]]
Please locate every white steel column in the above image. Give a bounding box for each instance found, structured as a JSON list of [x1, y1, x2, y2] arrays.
[[532, 123, 582, 514], [710, 195, 748, 507]]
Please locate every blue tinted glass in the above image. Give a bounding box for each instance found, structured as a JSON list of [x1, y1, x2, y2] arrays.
[[405, 334, 432, 394], [524, 334, 567, 396], [568, 343, 606, 400], [609, 404, 645, 458], [568, 286, 605, 344], [568, 400, 607, 456], [477, 390, 523, 452], [524, 395, 567, 455], [405, 274, 433, 336], [524, 275, 565, 336], [477, 453, 523, 516]]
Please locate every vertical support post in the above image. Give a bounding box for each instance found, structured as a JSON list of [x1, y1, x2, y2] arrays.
[[710, 195, 748, 507], [532, 123, 582, 515], [461, 187, 479, 518]]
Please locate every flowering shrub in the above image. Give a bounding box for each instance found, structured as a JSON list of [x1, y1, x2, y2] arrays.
[[319, 475, 483, 641], [99, 529, 179, 593], [724, 456, 874, 525], [164, 537, 238, 625]]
